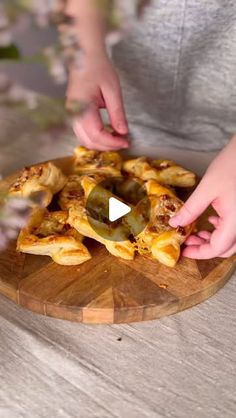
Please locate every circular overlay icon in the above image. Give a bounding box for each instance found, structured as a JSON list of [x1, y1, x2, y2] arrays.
[[86, 177, 150, 242]]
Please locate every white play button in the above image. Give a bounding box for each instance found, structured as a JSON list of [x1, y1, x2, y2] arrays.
[[108, 197, 131, 222], [86, 177, 150, 241]]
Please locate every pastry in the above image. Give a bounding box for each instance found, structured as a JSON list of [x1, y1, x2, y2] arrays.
[[9, 163, 67, 207], [123, 157, 196, 187], [73, 146, 122, 177], [128, 182, 193, 267], [17, 208, 91, 265], [58, 174, 85, 210], [66, 174, 135, 260]]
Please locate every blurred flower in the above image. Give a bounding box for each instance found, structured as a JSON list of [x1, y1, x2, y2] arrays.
[[2, 83, 39, 109], [0, 190, 47, 251], [59, 25, 78, 49], [0, 7, 9, 30], [0, 5, 12, 46], [49, 57, 67, 84], [43, 46, 67, 84], [102, 0, 150, 47], [0, 72, 11, 92], [43, 20, 82, 83], [0, 195, 31, 251], [25, 91, 38, 109], [0, 30, 12, 47], [28, 0, 69, 28], [30, 0, 57, 27], [58, 23, 83, 69]]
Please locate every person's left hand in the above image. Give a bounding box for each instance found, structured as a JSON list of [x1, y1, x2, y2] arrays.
[[169, 135, 236, 259]]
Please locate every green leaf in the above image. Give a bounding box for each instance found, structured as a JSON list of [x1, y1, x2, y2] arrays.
[[0, 44, 21, 60]]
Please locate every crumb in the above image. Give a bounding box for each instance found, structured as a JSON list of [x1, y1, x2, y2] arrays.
[[117, 337, 122, 341], [176, 226, 186, 236], [159, 283, 168, 289]]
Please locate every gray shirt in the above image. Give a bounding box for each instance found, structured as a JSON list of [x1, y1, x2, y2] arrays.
[[112, 0, 236, 151]]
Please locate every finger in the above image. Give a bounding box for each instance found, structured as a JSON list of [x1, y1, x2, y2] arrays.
[[219, 243, 236, 258], [82, 106, 129, 149], [197, 231, 211, 241], [75, 106, 129, 150], [185, 235, 206, 246], [74, 121, 123, 151], [169, 179, 213, 228], [208, 216, 220, 228], [182, 213, 236, 259], [102, 82, 128, 135], [73, 121, 108, 150]]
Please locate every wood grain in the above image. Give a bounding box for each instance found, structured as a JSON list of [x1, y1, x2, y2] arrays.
[[0, 157, 235, 324]]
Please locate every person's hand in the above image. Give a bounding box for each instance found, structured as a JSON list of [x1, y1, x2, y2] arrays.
[[169, 136, 236, 259], [67, 52, 129, 151]]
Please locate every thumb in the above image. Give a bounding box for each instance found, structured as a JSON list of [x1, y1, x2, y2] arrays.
[[169, 179, 213, 227], [102, 84, 128, 135]]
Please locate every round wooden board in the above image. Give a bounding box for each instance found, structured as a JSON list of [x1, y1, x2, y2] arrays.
[[0, 157, 235, 324]]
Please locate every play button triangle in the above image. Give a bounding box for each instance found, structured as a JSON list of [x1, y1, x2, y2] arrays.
[[109, 197, 131, 222]]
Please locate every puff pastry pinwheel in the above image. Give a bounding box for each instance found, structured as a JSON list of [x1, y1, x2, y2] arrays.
[[17, 208, 91, 265], [73, 146, 122, 177], [123, 157, 196, 187], [9, 163, 67, 207], [128, 181, 194, 267], [63, 175, 135, 260]]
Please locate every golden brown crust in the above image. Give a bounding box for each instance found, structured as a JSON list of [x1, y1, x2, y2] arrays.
[[145, 179, 176, 198], [9, 163, 67, 207], [67, 174, 135, 260], [17, 208, 91, 266], [137, 200, 192, 267], [127, 181, 193, 267], [58, 174, 85, 210], [123, 157, 196, 187], [68, 208, 135, 260], [73, 146, 122, 176]]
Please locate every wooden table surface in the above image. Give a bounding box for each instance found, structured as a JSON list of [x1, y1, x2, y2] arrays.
[[0, 107, 236, 418]]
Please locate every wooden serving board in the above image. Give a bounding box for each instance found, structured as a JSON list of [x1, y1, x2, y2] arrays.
[[0, 157, 235, 324]]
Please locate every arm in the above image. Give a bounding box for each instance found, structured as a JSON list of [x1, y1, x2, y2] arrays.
[[170, 135, 236, 259], [66, 0, 107, 57], [66, 0, 129, 151]]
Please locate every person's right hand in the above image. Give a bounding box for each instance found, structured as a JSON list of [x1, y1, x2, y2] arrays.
[[67, 52, 129, 151]]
